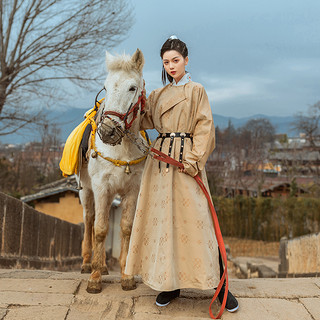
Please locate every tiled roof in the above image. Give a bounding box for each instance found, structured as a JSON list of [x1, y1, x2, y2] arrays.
[[21, 176, 78, 202]]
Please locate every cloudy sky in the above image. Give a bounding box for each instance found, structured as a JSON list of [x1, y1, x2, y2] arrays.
[[102, 0, 320, 118]]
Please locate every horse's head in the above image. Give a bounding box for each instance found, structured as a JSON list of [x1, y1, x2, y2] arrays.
[[97, 49, 145, 146]]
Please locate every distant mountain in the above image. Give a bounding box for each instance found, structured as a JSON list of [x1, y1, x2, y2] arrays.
[[2, 107, 298, 145], [213, 113, 297, 135]]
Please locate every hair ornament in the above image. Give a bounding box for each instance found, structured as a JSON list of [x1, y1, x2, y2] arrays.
[[169, 35, 178, 40]]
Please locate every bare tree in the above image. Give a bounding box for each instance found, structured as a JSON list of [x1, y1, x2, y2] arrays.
[[0, 0, 133, 135], [218, 118, 276, 196], [244, 118, 275, 150], [292, 101, 320, 146]]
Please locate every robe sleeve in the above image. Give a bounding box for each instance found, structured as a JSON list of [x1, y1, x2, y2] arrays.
[[140, 90, 155, 130], [182, 86, 215, 177]]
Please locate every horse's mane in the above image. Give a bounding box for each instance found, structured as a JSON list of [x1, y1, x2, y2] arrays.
[[107, 54, 139, 73]]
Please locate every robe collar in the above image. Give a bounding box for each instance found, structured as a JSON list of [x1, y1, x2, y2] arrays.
[[171, 72, 192, 86], [159, 74, 191, 116]]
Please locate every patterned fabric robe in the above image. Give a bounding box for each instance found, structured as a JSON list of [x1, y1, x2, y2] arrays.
[[124, 80, 220, 291]]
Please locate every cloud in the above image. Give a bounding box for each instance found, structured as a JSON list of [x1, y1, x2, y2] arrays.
[[201, 75, 274, 103]]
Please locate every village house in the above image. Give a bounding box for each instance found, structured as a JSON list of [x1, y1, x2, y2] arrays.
[[205, 134, 318, 198]]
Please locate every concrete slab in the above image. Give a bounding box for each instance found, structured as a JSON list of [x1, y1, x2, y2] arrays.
[[220, 298, 313, 320], [300, 298, 320, 320], [0, 279, 80, 294], [0, 309, 7, 319], [67, 298, 133, 320], [314, 278, 320, 289], [47, 271, 130, 283], [0, 269, 53, 279], [134, 296, 220, 319], [133, 314, 168, 320], [49, 272, 92, 281], [230, 278, 320, 298], [76, 280, 154, 300], [173, 317, 213, 320], [133, 314, 210, 320], [4, 306, 69, 320], [0, 292, 73, 306], [235, 256, 279, 272]]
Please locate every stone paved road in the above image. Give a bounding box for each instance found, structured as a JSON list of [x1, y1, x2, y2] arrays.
[[0, 269, 319, 320]]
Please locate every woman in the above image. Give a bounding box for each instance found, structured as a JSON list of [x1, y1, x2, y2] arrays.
[[125, 36, 238, 313]]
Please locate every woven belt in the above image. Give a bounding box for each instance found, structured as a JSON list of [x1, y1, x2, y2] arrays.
[[157, 132, 193, 172]]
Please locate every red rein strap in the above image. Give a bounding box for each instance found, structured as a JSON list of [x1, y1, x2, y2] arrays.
[[151, 147, 228, 319]]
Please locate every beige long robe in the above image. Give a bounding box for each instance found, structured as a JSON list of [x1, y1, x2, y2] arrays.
[[125, 81, 220, 291]]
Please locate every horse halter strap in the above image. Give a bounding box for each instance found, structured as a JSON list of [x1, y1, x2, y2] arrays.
[[103, 90, 145, 130]]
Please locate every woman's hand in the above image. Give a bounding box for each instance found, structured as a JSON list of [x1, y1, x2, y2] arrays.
[[181, 160, 198, 177], [178, 167, 186, 174]]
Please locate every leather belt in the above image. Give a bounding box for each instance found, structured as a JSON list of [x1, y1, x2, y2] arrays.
[[157, 132, 193, 172], [158, 132, 192, 139]]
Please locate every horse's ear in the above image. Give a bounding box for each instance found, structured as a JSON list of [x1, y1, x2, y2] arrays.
[[131, 48, 144, 72], [105, 51, 113, 70]]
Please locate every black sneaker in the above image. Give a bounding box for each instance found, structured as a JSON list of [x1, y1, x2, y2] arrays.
[[156, 289, 180, 307], [217, 284, 239, 312]]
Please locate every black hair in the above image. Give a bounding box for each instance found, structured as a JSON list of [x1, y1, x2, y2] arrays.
[[160, 37, 188, 85]]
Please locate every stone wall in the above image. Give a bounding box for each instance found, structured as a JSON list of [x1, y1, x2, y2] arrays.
[[279, 233, 320, 277], [0, 192, 82, 271]]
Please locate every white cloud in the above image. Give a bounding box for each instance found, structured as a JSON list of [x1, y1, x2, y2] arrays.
[[201, 75, 275, 102]]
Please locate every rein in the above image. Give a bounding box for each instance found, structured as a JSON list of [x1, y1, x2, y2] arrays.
[[151, 147, 228, 319]]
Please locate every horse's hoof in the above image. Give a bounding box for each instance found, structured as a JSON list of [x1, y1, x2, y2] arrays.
[[86, 280, 102, 294], [81, 264, 92, 274], [121, 277, 136, 291], [101, 265, 109, 275]]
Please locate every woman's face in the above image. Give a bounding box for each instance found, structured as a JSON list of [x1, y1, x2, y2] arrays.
[[162, 50, 189, 84]]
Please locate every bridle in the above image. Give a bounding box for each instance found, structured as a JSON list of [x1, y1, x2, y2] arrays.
[[96, 87, 145, 131]]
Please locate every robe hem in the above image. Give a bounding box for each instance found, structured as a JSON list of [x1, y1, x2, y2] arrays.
[[125, 273, 220, 292]]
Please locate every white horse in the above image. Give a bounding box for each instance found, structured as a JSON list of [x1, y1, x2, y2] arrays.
[[77, 49, 146, 293]]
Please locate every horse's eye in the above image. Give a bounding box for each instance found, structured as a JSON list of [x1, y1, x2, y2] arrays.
[[129, 86, 137, 92]]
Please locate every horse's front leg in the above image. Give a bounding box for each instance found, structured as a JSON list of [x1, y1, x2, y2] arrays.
[[80, 187, 94, 274], [77, 167, 95, 274], [86, 190, 112, 293], [119, 192, 138, 291]]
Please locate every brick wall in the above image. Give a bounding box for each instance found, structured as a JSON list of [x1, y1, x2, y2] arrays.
[[0, 192, 82, 271]]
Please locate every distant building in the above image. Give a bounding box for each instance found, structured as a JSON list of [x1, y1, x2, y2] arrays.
[[220, 176, 310, 198], [205, 133, 317, 197], [269, 135, 320, 176], [21, 176, 83, 224]]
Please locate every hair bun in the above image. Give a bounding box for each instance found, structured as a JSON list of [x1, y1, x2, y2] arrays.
[[169, 35, 178, 40]]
